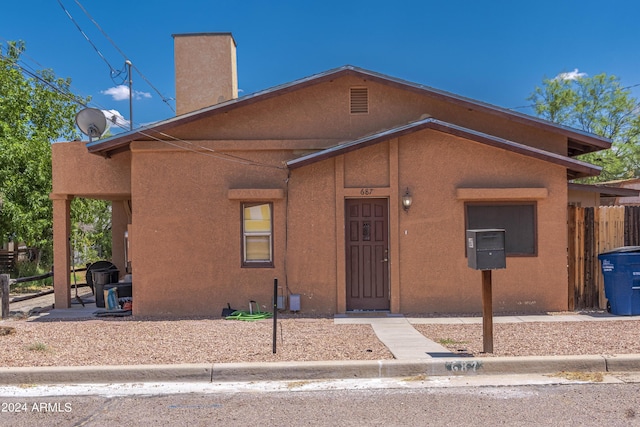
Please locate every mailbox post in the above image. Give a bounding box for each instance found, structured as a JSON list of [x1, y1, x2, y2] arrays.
[[466, 229, 506, 353]]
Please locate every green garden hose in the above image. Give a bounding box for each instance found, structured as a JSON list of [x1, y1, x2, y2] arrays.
[[225, 310, 273, 321], [225, 301, 273, 321]]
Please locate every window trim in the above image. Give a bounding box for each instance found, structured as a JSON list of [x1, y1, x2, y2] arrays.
[[241, 202, 274, 268], [464, 201, 538, 257]]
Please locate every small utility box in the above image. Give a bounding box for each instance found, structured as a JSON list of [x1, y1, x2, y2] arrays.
[[466, 229, 506, 270]]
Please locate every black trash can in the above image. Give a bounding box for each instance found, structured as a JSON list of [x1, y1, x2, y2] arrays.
[[92, 268, 119, 308], [598, 246, 640, 315]]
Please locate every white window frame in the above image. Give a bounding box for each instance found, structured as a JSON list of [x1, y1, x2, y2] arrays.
[[241, 202, 274, 268]]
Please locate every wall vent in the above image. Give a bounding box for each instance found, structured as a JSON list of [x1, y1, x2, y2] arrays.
[[350, 87, 369, 114]]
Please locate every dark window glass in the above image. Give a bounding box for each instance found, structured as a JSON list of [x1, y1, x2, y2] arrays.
[[466, 203, 536, 256]]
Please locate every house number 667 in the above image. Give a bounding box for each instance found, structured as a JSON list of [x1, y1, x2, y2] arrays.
[[360, 188, 374, 195]]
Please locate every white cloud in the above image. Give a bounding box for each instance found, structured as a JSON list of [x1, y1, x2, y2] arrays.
[[101, 85, 152, 101], [134, 90, 152, 100], [101, 85, 130, 101], [554, 69, 587, 81], [102, 109, 129, 130]]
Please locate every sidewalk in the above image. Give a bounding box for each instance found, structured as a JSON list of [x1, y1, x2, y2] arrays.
[[3, 293, 640, 385]]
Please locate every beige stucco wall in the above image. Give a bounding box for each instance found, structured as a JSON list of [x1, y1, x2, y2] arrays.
[[613, 180, 640, 205], [51, 74, 575, 316], [395, 130, 567, 313], [50, 142, 132, 306], [51, 142, 131, 199], [163, 76, 567, 155], [288, 128, 568, 315], [111, 200, 130, 275], [174, 33, 238, 114], [122, 135, 565, 317], [568, 189, 600, 207], [129, 146, 290, 316]]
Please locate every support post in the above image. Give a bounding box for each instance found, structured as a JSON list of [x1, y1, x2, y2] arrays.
[[273, 278, 278, 354], [482, 270, 493, 353], [1, 274, 9, 319], [51, 195, 73, 309]]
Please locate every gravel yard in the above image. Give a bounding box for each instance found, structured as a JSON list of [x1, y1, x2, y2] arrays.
[[2, 312, 640, 367], [3, 290, 640, 366], [0, 316, 393, 367], [415, 320, 640, 357]]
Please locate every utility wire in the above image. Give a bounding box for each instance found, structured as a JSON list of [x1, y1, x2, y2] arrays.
[[1, 52, 88, 108], [134, 127, 287, 170], [0, 36, 130, 133], [2, 41, 282, 169], [56, 0, 125, 82], [73, 0, 175, 112]]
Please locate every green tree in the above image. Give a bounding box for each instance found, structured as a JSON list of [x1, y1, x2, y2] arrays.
[[0, 40, 110, 268], [528, 73, 640, 182], [71, 198, 112, 265]]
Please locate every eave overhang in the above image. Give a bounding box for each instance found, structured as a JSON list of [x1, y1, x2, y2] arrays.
[[286, 118, 602, 179], [86, 66, 611, 158], [568, 182, 640, 198]]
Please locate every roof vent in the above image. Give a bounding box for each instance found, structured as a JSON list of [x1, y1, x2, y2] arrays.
[[350, 87, 368, 114]]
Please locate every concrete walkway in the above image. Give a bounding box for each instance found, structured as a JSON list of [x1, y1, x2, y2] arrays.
[[334, 314, 451, 359], [334, 311, 640, 360], [7, 287, 97, 320]]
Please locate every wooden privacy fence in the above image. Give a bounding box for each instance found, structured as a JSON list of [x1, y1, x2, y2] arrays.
[[568, 205, 640, 310], [0, 248, 38, 274], [0, 251, 16, 274]]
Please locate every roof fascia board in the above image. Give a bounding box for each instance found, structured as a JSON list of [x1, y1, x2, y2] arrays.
[[568, 182, 640, 197], [344, 67, 612, 152], [86, 68, 349, 155], [286, 118, 601, 178], [87, 65, 611, 156]]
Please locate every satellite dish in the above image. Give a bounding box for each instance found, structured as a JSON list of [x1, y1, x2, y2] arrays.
[[75, 108, 107, 141]]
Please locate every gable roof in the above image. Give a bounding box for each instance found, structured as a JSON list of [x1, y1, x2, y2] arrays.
[[287, 117, 601, 179], [86, 65, 611, 158]]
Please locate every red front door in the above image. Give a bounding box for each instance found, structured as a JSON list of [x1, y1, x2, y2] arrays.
[[345, 199, 390, 311]]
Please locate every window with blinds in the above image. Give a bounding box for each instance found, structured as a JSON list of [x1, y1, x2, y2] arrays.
[[242, 202, 274, 267]]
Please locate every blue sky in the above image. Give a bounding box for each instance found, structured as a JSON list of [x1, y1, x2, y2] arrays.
[[3, 0, 640, 134]]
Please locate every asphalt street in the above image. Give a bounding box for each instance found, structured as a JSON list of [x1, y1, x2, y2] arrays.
[[2, 378, 640, 426]]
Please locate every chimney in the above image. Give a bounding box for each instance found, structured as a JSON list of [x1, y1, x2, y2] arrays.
[[173, 33, 238, 115]]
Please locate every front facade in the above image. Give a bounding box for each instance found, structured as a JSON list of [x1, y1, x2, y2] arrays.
[[50, 33, 611, 317]]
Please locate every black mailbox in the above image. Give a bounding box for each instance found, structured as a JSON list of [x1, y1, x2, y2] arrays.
[[466, 229, 506, 270]]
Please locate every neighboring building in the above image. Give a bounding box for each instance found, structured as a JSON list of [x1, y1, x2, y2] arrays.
[[51, 33, 614, 317], [595, 179, 640, 206], [568, 182, 640, 207]]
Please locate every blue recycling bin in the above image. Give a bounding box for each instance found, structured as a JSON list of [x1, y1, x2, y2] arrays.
[[598, 246, 640, 315]]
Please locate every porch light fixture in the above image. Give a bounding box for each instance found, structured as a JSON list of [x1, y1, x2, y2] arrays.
[[401, 188, 412, 212]]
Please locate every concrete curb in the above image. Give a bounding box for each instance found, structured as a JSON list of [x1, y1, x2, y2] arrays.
[[0, 364, 212, 385], [1, 355, 639, 385]]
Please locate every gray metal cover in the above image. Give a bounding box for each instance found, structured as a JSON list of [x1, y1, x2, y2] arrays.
[[466, 229, 506, 270]]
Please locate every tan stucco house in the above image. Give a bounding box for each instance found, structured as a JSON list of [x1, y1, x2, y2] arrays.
[[50, 33, 614, 317]]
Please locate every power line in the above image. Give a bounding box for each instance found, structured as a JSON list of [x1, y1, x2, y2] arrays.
[[56, 0, 126, 83], [1, 41, 282, 169], [0, 51, 87, 108], [73, 0, 175, 112], [0, 40, 137, 137], [139, 130, 287, 170]]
